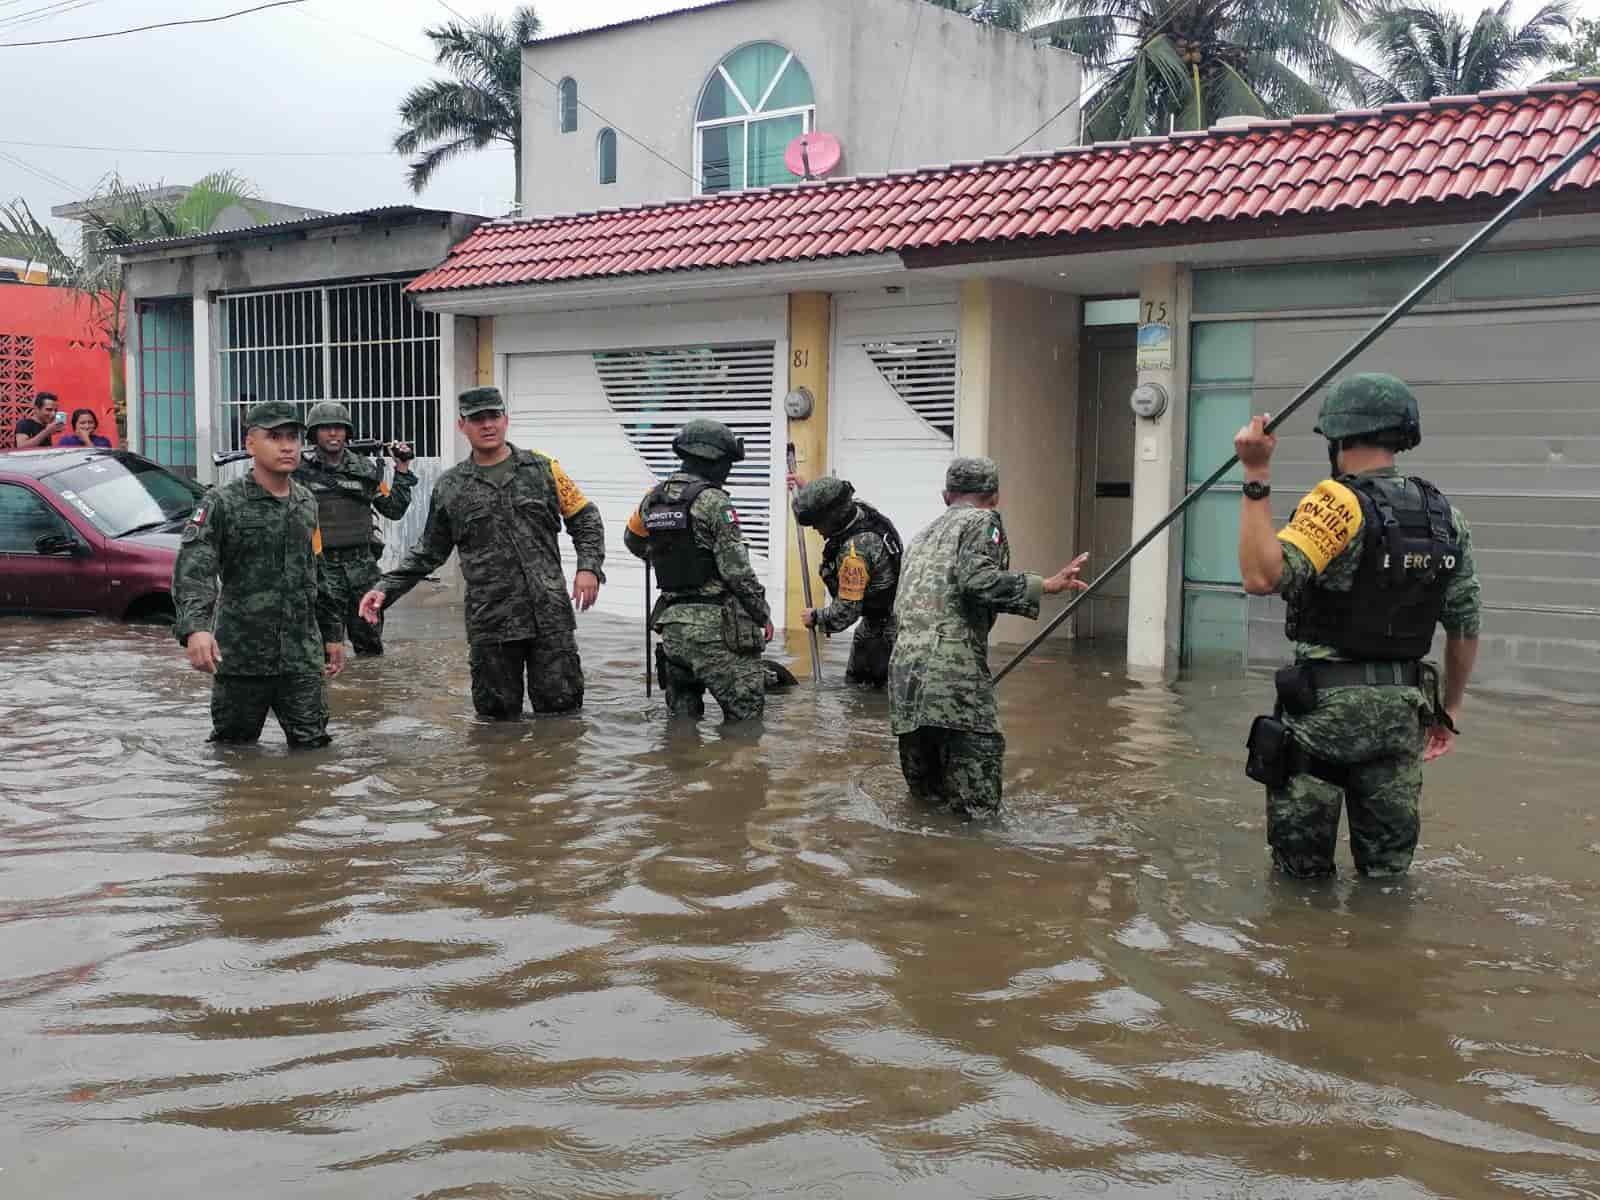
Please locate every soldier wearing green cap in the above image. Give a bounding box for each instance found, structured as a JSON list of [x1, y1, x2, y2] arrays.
[[359, 386, 606, 720], [172, 400, 346, 748], [1235, 372, 1482, 879], [887, 456, 1090, 816], [623, 418, 774, 723], [293, 400, 416, 657], [789, 473, 903, 688]]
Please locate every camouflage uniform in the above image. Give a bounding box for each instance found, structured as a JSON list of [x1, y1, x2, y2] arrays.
[[172, 430, 343, 748], [625, 468, 770, 722], [888, 457, 1043, 817], [293, 445, 414, 657], [793, 477, 901, 688], [1268, 468, 1480, 877], [376, 420, 605, 719]]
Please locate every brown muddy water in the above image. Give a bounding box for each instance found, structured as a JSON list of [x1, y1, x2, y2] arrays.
[[2, 609, 1597, 1200]]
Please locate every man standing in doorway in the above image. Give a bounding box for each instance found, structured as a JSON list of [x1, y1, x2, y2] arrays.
[[294, 401, 416, 657], [624, 418, 773, 723], [1235, 373, 1481, 879], [889, 456, 1090, 817], [172, 400, 345, 748], [358, 387, 605, 720]]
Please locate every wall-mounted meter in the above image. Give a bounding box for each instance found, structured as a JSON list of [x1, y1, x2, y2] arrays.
[[1130, 381, 1168, 421], [784, 387, 815, 420]]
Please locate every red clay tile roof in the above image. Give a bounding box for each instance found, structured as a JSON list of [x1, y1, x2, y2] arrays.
[[409, 81, 1600, 295]]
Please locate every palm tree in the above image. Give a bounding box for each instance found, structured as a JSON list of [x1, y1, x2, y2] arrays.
[[393, 6, 539, 210], [0, 172, 265, 434], [1029, 0, 1372, 142], [1359, 2, 1573, 102]]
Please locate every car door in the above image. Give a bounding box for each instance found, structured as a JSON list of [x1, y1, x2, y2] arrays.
[[0, 481, 104, 615]]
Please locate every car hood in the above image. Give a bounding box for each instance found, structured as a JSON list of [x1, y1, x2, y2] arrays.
[[121, 530, 182, 553]]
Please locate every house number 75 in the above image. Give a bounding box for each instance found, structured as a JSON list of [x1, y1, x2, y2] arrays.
[[1142, 301, 1168, 324]]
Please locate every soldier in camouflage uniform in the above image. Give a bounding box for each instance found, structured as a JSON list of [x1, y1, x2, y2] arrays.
[[293, 401, 416, 658], [624, 419, 773, 723], [359, 387, 605, 720], [1236, 373, 1482, 878], [888, 457, 1090, 816], [792, 475, 902, 688], [172, 400, 346, 747]]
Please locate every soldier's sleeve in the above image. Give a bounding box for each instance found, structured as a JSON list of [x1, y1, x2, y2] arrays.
[[816, 533, 888, 634], [1438, 506, 1482, 637], [623, 501, 650, 561], [957, 515, 1042, 619], [551, 459, 606, 582], [313, 523, 344, 645], [171, 493, 226, 645], [371, 459, 416, 520], [375, 485, 457, 605], [702, 491, 769, 623]]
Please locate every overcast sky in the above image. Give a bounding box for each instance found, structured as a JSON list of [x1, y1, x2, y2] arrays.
[[0, 0, 1564, 246]]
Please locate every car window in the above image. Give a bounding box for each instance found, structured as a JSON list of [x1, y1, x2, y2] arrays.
[[39, 454, 200, 537], [0, 482, 70, 553]]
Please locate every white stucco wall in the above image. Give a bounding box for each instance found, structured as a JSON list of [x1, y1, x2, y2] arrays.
[[521, 0, 1080, 217]]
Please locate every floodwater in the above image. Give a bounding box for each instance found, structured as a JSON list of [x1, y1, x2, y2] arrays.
[[2, 608, 1597, 1200]]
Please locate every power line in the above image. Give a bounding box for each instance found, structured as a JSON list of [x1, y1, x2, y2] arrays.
[[0, 0, 306, 47], [0, 148, 88, 197], [0, 0, 111, 33], [0, 136, 393, 157]]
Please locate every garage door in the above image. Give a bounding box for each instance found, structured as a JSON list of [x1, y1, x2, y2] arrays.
[[505, 343, 784, 623], [1244, 304, 1600, 698], [830, 290, 959, 548]]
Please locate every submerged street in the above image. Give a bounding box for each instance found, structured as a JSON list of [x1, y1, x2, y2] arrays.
[[2, 609, 1596, 1198]]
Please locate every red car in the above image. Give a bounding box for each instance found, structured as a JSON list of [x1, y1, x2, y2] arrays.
[[0, 447, 206, 621]]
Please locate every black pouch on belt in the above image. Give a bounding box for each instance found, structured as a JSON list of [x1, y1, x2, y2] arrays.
[[1245, 714, 1295, 789], [1273, 663, 1319, 717]]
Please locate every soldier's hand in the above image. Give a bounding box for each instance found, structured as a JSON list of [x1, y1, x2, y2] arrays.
[[1234, 414, 1277, 470], [389, 441, 413, 471], [763, 621, 775, 644], [358, 589, 386, 624], [1423, 707, 1459, 762], [184, 631, 221, 674], [801, 608, 817, 628], [572, 570, 600, 612], [786, 470, 804, 491], [1043, 552, 1091, 596], [325, 643, 346, 678]]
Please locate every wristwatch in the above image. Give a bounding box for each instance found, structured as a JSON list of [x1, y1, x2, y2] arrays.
[[1241, 480, 1271, 501]]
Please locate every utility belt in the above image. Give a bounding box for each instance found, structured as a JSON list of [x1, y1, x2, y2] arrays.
[[651, 592, 765, 654], [1245, 658, 1444, 790]]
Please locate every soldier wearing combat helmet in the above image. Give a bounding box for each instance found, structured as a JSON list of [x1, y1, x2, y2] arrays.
[[1236, 373, 1482, 879], [624, 418, 774, 723], [791, 475, 903, 688], [293, 401, 416, 657]]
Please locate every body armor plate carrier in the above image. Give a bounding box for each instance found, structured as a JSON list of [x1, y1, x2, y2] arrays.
[[1286, 474, 1460, 661], [641, 479, 722, 591], [821, 501, 904, 619], [299, 457, 374, 551]]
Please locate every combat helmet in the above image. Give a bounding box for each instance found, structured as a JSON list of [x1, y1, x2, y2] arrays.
[[673, 418, 744, 464], [305, 401, 355, 435], [792, 476, 855, 528], [1314, 374, 1420, 450]]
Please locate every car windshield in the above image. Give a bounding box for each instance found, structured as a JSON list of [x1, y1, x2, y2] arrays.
[[41, 455, 204, 538]]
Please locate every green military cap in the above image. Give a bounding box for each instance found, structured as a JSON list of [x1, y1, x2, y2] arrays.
[[244, 399, 302, 431], [1315, 373, 1421, 448], [945, 455, 999, 495], [458, 386, 506, 416], [792, 476, 855, 526]]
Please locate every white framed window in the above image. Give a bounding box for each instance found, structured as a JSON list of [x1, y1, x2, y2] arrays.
[[558, 77, 578, 133], [694, 42, 814, 194], [597, 127, 617, 185]]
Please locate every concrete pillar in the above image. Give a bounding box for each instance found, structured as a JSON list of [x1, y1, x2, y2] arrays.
[[123, 303, 141, 454], [192, 295, 214, 486], [956, 279, 992, 457], [475, 316, 495, 386], [784, 292, 831, 637], [1126, 263, 1189, 672]]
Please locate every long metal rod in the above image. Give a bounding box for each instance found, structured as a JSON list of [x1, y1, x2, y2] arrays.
[[786, 443, 823, 686], [995, 117, 1600, 686], [644, 560, 653, 699]]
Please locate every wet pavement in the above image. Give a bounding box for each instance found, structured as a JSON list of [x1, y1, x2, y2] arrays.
[[2, 608, 1597, 1199]]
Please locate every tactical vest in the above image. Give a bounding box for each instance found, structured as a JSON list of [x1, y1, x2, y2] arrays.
[[297, 455, 373, 551], [640, 478, 721, 591], [1286, 474, 1460, 661], [821, 501, 904, 619]]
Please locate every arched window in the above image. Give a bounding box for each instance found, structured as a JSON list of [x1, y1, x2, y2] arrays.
[[558, 77, 578, 133], [597, 128, 617, 185], [695, 42, 814, 193]]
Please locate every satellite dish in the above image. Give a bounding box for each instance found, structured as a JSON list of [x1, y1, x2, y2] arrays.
[[785, 131, 842, 180]]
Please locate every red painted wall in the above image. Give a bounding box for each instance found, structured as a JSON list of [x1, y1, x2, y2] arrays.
[[0, 283, 117, 450]]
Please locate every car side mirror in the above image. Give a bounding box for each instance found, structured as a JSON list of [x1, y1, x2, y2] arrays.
[[35, 532, 87, 557]]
